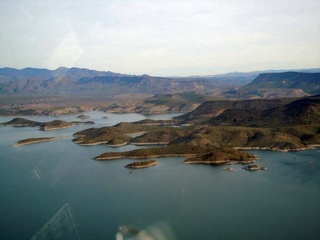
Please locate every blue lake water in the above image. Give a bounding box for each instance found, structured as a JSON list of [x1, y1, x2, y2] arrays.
[[0, 112, 319, 240]]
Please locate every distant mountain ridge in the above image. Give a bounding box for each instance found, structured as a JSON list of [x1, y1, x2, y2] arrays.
[[0, 67, 123, 80], [0, 67, 319, 97], [0, 67, 250, 95]]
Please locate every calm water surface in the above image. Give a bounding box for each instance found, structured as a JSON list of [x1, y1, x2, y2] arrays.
[[0, 112, 319, 240]]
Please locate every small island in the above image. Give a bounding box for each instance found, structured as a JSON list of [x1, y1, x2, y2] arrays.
[[15, 137, 56, 146], [243, 164, 267, 171], [40, 120, 76, 131], [125, 160, 158, 169], [77, 114, 90, 119]]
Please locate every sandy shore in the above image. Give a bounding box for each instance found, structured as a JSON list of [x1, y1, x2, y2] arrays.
[[41, 125, 75, 131], [76, 140, 168, 146], [130, 142, 169, 145], [184, 158, 258, 165], [234, 145, 320, 152], [77, 141, 110, 146], [125, 161, 158, 169], [95, 153, 195, 161], [106, 142, 129, 147]]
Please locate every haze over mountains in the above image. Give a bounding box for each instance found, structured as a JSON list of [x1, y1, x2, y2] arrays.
[[0, 67, 319, 98]]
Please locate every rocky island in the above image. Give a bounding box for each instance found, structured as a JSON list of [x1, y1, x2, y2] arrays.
[[125, 160, 158, 169], [40, 120, 76, 131], [243, 164, 267, 171], [77, 114, 90, 119]]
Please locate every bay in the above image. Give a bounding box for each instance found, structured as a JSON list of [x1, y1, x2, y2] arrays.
[[0, 112, 319, 240]]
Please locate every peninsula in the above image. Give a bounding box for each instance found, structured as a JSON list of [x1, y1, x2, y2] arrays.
[[15, 137, 56, 146]]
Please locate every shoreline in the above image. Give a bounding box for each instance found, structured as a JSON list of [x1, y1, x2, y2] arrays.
[[184, 158, 258, 165], [77, 141, 110, 146], [95, 154, 195, 161], [130, 142, 169, 145], [0, 109, 185, 117], [234, 145, 320, 152], [106, 142, 129, 147], [76, 141, 169, 146], [40, 125, 75, 131]]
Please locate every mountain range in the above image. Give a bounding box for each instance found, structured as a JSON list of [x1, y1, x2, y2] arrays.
[[0, 67, 247, 95], [0, 67, 319, 97]]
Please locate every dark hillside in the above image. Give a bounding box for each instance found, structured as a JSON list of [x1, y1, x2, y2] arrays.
[[208, 97, 320, 127], [175, 99, 282, 123]]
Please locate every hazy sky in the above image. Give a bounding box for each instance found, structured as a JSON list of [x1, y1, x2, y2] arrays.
[[0, 0, 319, 76]]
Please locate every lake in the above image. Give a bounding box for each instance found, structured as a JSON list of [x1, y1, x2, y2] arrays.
[[0, 112, 319, 240]]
